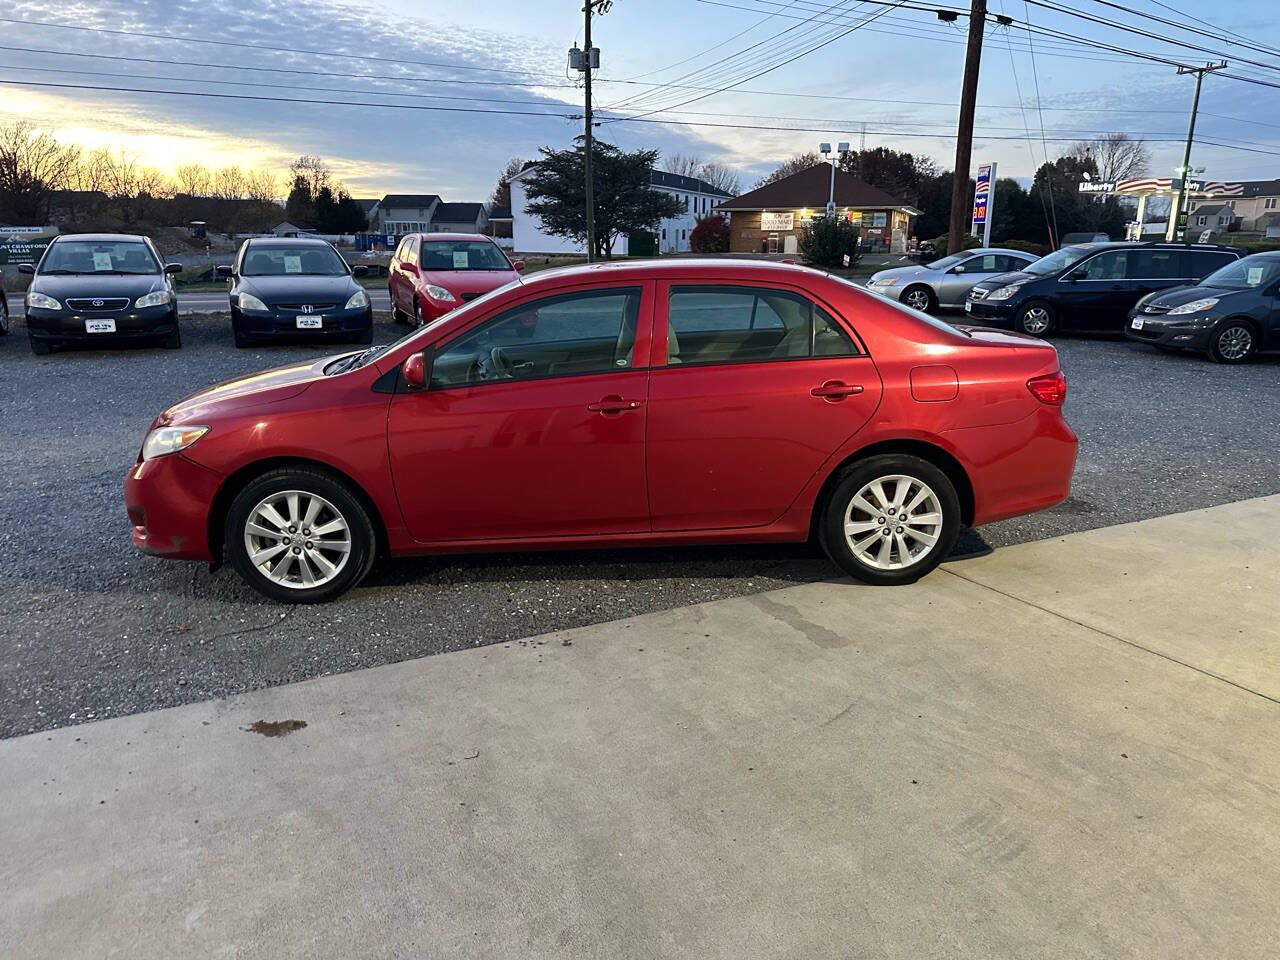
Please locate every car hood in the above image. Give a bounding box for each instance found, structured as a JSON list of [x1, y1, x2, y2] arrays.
[[1143, 283, 1243, 309], [239, 275, 358, 303], [971, 270, 1036, 292], [157, 356, 333, 425], [869, 265, 928, 283], [33, 273, 167, 298], [418, 269, 518, 296]]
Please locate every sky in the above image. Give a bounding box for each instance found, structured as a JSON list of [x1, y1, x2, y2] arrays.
[[2, 0, 1278, 203]]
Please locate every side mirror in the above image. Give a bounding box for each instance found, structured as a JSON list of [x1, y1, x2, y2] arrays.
[[1065, 269, 1082, 282], [401, 347, 433, 390], [511, 259, 525, 272], [18, 263, 34, 275], [950, 265, 965, 274], [164, 262, 183, 274], [352, 264, 368, 277], [216, 265, 233, 278]]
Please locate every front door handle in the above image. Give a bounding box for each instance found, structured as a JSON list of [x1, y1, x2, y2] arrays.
[[587, 395, 642, 414], [811, 380, 864, 401]]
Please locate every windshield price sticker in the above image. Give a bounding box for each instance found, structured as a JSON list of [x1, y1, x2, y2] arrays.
[[284, 255, 302, 273], [93, 252, 114, 271], [1247, 267, 1264, 285], [453, 250, 469, 268]]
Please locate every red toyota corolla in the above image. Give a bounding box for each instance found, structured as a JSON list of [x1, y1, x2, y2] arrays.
[[387, 233, 523, 327], [125, 260, 1077, 603]]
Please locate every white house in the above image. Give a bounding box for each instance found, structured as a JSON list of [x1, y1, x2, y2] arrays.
[[509, 165, 737, 255]]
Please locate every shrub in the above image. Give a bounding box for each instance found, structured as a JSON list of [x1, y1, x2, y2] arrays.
[[997, 238, 1051, 257], [689, 214, 730, 253], [931, 232, 982, 252], [799, 216, 861, 268]]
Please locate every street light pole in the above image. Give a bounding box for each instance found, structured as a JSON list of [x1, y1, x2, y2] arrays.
[[1166, 61, 1226, 242]]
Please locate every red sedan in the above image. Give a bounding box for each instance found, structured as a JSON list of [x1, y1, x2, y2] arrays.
[[125, 260, 1076, 603], [387, 233, 523, 327]]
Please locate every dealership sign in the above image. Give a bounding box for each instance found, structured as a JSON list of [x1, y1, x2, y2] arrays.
[[0, 237, 53, 265], [760, 211, 795, 232]]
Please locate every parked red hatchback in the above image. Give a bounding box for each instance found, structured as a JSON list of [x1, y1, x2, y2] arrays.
[[387, 233, 523, 327], [125, 260, 1076, 603]]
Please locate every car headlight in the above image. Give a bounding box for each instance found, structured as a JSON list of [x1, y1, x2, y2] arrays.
[[345, 289, 370, 309], [238, 292, 268, 312], [142, 425, 210, 460], [135, 289, 172, 309], [26, 291, 62, 310], [425, 284, 456, 303], [986, 284, 1022, 301], [872, 277, 898, 287], [1167, 297, 1219, 315]]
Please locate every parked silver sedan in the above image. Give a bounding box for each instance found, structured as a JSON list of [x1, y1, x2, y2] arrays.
[[866, 248, 1037, 313]]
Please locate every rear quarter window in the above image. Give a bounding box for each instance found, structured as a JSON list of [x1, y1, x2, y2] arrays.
[[1190, 250, 1241, 277]]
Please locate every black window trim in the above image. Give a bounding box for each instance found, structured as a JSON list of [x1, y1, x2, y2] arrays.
[[426, 283, 647, 392], [1057, 248, 1223, 283], [662, 282, 867, 370]]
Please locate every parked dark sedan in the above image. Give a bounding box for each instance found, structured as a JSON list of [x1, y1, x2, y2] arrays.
[[965, 242, 1241, 335], [21, 234, 182, 355], [1125, 251, 1280, 363], [219, 238, 372, 348]]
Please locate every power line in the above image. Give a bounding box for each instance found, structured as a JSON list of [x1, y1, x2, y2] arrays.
[[1081, 0, 1280, 59], [1022, 1, 1059, 247]]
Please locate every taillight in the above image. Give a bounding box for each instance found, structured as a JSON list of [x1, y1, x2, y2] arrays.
[[1027, 371, 1066, 405]]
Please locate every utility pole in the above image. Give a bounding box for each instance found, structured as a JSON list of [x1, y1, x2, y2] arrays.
[[947, 0, 986, 254], [583, 2, 595, 262], [1166, 60, 1226, 242]]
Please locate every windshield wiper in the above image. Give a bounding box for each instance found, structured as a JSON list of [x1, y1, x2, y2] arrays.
[[40, 268, 78, 274]]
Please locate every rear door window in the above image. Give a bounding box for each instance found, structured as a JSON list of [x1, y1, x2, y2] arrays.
[[1128, 250, 1181, 279], [666, 285, 858, 365]]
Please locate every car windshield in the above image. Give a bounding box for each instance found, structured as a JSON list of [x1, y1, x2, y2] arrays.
[[926, 253, 968, 270], [40, 240, 159, 275], [1023, 245, 1091, 276], [1200, 255, 1280, 290], [419, 241, 511, 271], [242, 244, 348, 276]]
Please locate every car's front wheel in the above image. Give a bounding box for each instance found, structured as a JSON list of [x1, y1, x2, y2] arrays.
[[224, 467, 377, 603], [902, 285, 936, 313], [1208, 320, 1256, 364], [819, 454, 960, 586], [1015, 301, 1055, 336]]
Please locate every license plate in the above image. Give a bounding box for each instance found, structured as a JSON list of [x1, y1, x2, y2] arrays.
[[964, 301, 972, 313], [85, 319, 116, 333], [296, 316, 322, 329], [1131, 317, 1144, 330]]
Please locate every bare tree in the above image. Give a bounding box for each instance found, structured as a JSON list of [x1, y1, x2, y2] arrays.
[[212, 165, 246, 201], [698, 161, 740, 196], [754, 152, 822, 189], [662, 153, 704, 179], [244, 168, 280, 204], [0, 121, 81, 223], [175, 163, 212, 197], [1071, 133, 1151, 183], [289, 155, 331, 200]]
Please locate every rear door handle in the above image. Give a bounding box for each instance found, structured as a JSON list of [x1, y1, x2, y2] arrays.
[[811, 380, 864, 400], [587, 396, 643, 414]]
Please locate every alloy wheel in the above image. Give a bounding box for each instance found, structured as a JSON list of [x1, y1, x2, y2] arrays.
[[1021, 306, 1051, 335], [243, 490, 352, 589], [843, 475, 944, 571], [1217, 325, 1252, 361], [904, 288, 932, 312]]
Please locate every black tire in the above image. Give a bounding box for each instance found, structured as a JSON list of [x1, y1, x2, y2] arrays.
[[29, 333, 51, 355], [224, 466, 377, 604], [901, 284, 937, 314], [232, 315, 251, 349], [1015, 300, 1056, 337], [391, 290, 410, 325], [818, 454, 961, 586], [351, 322, 374, 345], [162, 325, 182, 349], [1208, 319, 1256, 364], [0, 301, 9, 335], [413, 298, 423, 327]]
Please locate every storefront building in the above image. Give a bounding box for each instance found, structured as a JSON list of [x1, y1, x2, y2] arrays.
[[716, 164, 920, 254]]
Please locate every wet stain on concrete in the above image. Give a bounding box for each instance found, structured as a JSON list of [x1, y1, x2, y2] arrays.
[[245, 719, 307, 737], [748, 594, 849, 649]]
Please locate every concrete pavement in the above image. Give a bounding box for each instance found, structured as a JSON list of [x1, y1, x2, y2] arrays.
[[3, 497, 1278, 959]]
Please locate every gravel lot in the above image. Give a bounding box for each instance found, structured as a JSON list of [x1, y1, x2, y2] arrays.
[[2, 310, 1277, 738]]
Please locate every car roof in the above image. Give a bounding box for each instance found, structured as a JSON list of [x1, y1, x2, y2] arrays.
[[244, 237, 336, 246], [51, 233, 151, 243], [957, 248, 1037, 256], [1065, 241, 1240, 252], [412, 233, 494, 242], [514, 257, 831, 290]]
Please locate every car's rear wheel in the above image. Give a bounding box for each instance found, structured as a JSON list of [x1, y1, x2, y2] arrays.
[[224, 467, 377, 603], [1015, 301, 1055, 336], [819, 454, 960, 586], [1208, 320, 1256, 364], [902, 285, 936, 314]]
